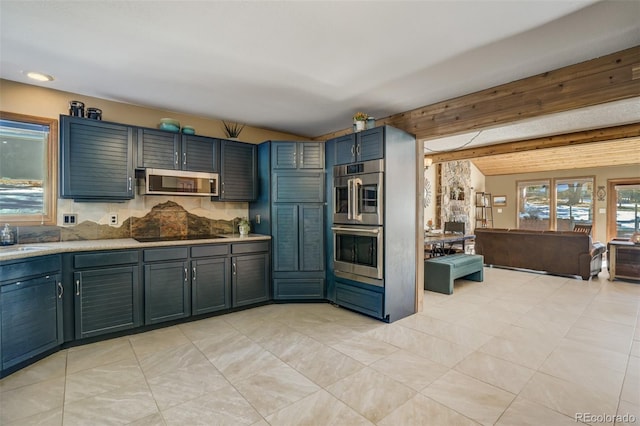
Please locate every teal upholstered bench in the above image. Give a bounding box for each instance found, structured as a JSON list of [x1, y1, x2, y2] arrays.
[[424, 253, 484, 294]]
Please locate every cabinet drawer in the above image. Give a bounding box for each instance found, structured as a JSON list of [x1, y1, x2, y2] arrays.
[[336, 282, 384, 319], [191, 244, 229, 258], [231, 241, 270, 254], [273, 278, 324, 300], [0, 255, 61, 282], [74, 251, 139, 269], [143, 247, 188, 262]]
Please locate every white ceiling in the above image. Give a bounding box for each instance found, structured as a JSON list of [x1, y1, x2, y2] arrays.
[[1, 0, 639, 139]]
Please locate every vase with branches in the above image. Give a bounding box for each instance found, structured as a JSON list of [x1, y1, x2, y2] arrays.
[[222, 121, 245, 139]]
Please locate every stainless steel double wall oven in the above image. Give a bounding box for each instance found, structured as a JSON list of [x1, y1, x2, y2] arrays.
[[331, 159, 384, 286]]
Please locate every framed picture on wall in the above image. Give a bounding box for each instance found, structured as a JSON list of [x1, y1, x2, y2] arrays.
[[493, 195, 507, 206]]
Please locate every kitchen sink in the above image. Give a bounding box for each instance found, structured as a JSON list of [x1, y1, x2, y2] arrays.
[[0, 245, 47, 254]]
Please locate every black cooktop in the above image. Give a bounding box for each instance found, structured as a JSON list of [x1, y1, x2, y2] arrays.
[[133, 234, 224, 243]]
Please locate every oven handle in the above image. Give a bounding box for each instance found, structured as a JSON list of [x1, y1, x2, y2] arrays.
[[347, 178, 353, 220], [331, 226, 380, 234], [352, 177, 363, 222]]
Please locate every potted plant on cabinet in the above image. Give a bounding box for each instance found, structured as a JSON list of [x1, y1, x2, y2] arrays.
[[353, 112, 368, 132], [222, 120, 245, 140]]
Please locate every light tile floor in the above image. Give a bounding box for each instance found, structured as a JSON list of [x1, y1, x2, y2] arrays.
[[1, 267, 639, 425]]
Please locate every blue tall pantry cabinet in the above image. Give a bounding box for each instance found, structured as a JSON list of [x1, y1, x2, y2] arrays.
[[249, 141, 326, 300]]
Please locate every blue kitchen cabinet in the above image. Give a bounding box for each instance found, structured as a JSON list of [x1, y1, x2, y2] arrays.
[[333, 126, 384, 165], [190, 244, 231, 315], [137, 128, 180, 169], [60, 115, 135, 200], [249, 141, 326, 301], [219, 140, 257, 201], [0, 255, 63, 373], [272, 203, 325, 300], [182, 134, 220, 172], [271, 141, 324, 170], [143, 247, 190, 324], [137, 129, 219, 173], [231, 242, 270, 307], [72, 251, 141, 339], [273, 204, 324, 273], [272, 171, 325, 203]]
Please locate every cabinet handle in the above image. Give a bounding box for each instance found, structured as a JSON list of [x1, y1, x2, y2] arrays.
[[299, 151, 303, 165], [350, 145, 355, 156], [75, 279, 80, 296], [175, 151, 179, 166], [192, 266, 196, 280], [128, 176, 132, 191], [183, 152, 187, 166], [57, 282, 64, 299], [356, 145, 361, 155], [221, 182, 225, 194], [184, 267, 188, 283], [232, 262, 237, 275]]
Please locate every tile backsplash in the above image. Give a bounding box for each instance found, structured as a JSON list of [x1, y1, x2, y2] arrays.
[[17, 196, 248, 244]]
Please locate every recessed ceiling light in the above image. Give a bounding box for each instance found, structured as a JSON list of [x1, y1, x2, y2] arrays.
[[25, 71, 54, 82]]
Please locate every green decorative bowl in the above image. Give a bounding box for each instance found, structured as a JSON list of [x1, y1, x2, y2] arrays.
[[160, 118, 180, 127], [159, 122, 180, 132]]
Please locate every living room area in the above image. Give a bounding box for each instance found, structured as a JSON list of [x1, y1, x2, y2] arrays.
[[423, 157, 639, 281]]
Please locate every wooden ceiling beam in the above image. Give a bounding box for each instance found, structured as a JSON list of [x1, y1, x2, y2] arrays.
[[315, 46, 640, 142], [424, 122, 640, 163]]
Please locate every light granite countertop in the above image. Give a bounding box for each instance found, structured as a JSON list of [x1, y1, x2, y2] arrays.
[[0, 234, 271, 262]]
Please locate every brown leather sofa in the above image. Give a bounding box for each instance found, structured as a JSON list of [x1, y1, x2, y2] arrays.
[[474, 228, 606, 280]]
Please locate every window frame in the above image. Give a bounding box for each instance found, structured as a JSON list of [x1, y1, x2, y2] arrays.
[[607, 177, 640, 241], [516, 175, 595, 232], [0, 111, 58, 226]]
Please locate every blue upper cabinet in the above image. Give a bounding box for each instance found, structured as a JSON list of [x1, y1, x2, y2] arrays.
[[181, 135, 219, 173], [334, 134, 356, 165], [137, 128, 180, 169], [60, 116, 135, 200], [219, 140, 257, 201], [137, 129, 219, 173], [271, 141, 324, 170], [333, 127, 384, 165]]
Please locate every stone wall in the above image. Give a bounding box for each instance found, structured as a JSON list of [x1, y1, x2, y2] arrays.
[[440, 160, 472, 233]]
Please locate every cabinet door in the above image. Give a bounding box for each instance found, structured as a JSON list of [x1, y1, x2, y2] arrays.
[[144, 261, 190, 324], [334, 134, 356, 165], [137, 128, 180, 169], [232, 253, 269, 307], [299, 204, 324, 271], [74, 266, 140, 339], [272, 172, 324, 203], [357, 127, 384, 162], [182, 135, 219, 172], [220, 140, 257, 201], [298, 142, 325, 169], [273, 204, 298, 272], [192, 257, 230, 315], [1, 274, 63, 370], [60, 116, 134, 199], [271, 142, 298, 169]]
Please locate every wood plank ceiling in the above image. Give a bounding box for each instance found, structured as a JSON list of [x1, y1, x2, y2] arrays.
[[317, 46, 640, 176], [470, 137, 640, 176]]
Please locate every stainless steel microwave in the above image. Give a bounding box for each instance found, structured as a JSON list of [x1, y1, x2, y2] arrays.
[[141, 168, 219, 196]]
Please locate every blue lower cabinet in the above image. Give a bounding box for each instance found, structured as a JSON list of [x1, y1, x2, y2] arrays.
[[144, 261, 190, 324], [191, 257, 231, 315], [1, 273, 63, 371], [335, 281, 384, 320], [73, 251, 141, 339], [232, 253, 270, 307], [273, 278, 324, 300]]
